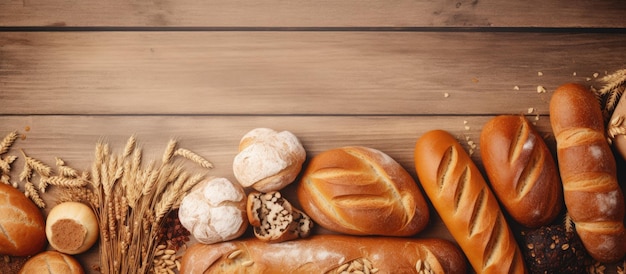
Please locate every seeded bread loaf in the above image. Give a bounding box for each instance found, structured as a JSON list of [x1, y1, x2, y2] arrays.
[[297, 146, 429, 236], [179, 234, 467, 274], [0, 183, 47, 256], [18, 251, 84, 274], [414, 130, 526, 273], [480, 115, 563, 228], [549, 83, 626, 263]]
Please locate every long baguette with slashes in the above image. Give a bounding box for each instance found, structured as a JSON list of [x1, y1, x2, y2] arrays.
[[179, 234, 467, 274], [549, 83, 626, 263], [414, 129, 526, 273]]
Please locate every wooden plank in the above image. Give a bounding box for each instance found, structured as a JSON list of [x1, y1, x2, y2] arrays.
[[0, 0, 625, 28], [1, 31, 624, 116]]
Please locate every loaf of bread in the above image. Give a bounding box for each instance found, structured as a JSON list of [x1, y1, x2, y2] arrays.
[[414, 130, 526, 273], [297, 146, 429, 236], [480, 115, 563, 228], [179, 234, 467, 274], [178, 177, 248, 245], [18, 251, 84, 274], [549, 83, 626, 263], [233, 128, 306, 192], [0, 183, 46, 256]]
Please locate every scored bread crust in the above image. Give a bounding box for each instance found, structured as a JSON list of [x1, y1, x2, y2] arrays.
[[297, 146, 429, 236], [414, 130, 526, 274], [480, 115, 563, 228], [0, 183, 47, 256], [179, 234, 467, 274], [549, 83, 626, 263], [18, 251, 85, 274]]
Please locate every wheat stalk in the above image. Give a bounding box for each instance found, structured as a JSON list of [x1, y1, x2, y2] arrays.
[[24, 181, 45, 208], [175, 148, 213, 169], [0, 131, 18, 155]]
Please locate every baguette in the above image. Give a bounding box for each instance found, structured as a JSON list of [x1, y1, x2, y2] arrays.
[[414, 130, 526, 273], [480, 115, 563, 228], [549, 83, 626, 263], [179, 234, 467, 274]]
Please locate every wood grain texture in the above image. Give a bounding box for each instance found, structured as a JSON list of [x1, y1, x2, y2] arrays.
[[0, 0, 625, 28], [1, 31, 624, 116]]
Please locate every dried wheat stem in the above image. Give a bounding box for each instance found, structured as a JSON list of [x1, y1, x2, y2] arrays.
[[0, 131, 18, 155], [20, 150, 52, 177], [123, 135, 137, 159], [174, 148, 213, 169], [162, 139, 177, 164], [43, 175, 88, 188], [24, 181, 45, 208]]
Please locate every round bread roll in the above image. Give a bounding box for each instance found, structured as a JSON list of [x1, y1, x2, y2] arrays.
[[178, 177, 248, 244], [297, 146, 429, 236], [46, 201, 99, 255], [19, 251, 84, 274], [233, 128, 306, 192], [0, 183, 46, 256]]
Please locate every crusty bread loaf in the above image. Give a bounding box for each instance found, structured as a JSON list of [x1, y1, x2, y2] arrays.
[[0, 183, 47, 256], [18, 251, 84, 274], [549, 83, 626, 263], [414, 130, 526, 273], [233, 128, 306, 192], [297, 146, 429, 236], [179, 234, 467, 274], [480, 115, 563, 228]]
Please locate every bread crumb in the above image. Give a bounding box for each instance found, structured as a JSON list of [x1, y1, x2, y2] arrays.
[[463, 120, 468, 125], [538, 71, 543, 76], [536, 86, 546, 93], [528, 107, 534, 114], [573, 72, 577, 76], [464, 125, 471, 130], [586, 77, 592, 81], [593, 72, 599, 78], [513, 86, 520, 91], [444, 92, 450, 98]]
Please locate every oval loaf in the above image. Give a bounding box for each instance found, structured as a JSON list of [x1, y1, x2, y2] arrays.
[[0, 183, 47, 256], [480, 115, 563, 228], [297, 146, 429, 236]]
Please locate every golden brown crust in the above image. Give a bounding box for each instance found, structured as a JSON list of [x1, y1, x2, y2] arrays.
[[480, 115, 563, 228], [414, 130, 526, 273], [18, 251, 84, 274], [297, 146, 429, 236], [0, 183, 46, 256], [179, 235, 467, 274], [549, 83, 626, 263]]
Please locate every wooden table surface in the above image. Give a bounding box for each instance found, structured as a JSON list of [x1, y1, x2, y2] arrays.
[[1, 1, 626, 273]]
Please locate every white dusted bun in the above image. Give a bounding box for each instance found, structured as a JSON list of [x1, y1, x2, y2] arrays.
[[233, 128, 306, 192], [178, 177, 248, 244]]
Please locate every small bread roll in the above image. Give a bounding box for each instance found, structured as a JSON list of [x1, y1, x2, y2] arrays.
[[0, 183, 46, 256], [46, 202, 99, 255], [233, 128, 306, 192], [19, 251, 84, 274], [178, 177, 248, 244]]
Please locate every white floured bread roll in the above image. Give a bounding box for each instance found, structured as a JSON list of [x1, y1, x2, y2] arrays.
[[0, 183, 46, 256], [233, 128, 306, 192], [178, 177, 248, 244], [19, 251, 84, 274]]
